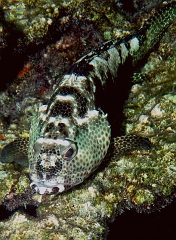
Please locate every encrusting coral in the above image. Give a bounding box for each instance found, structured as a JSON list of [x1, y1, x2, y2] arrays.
[[0, 1, 175, 239]]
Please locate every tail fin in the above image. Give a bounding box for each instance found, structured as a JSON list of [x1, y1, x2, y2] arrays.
[[132, 2, 176, 65]]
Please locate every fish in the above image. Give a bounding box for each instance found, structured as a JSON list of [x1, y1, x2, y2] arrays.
[[1, 2, 175, 195]]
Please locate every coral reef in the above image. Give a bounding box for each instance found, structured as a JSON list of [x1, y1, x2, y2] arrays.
[[0, 0, 175, 239]]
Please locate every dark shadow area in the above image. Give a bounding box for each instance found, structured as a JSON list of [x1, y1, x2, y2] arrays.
[[0, 204, 38, 221], [119, 0, 137, 13], [0, 8, 27, 91], [107, 200, 176, 240], [0, 7, 69, 92]]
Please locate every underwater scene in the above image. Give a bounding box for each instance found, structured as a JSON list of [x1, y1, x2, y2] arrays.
[[0, 0, 175, 239]]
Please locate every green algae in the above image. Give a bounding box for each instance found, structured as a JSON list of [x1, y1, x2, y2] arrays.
[[0, 0, 133, 42], [0, 164, 20, 203], [1, 0, 60, 40], [124, 26, 176, 204]]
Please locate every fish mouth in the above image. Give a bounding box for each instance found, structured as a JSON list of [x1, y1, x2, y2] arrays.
[[30, 180, 65, 195]]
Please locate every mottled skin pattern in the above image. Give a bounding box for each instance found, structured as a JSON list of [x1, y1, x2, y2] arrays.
[[1, 2, 176, 195]]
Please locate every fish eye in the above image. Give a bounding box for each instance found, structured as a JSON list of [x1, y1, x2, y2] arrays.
[[61, 140, 77, 161], [64, 147, 74, 158]]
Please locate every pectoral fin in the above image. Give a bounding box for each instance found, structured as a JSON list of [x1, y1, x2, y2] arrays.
[[112, 135, 153, 156], [0, 138, 29, 168]]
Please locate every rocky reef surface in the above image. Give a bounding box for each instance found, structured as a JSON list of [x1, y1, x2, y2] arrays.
[[0, 0, 175, 239]]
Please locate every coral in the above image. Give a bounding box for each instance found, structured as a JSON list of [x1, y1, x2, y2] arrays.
[[0, 0, 176, 239]]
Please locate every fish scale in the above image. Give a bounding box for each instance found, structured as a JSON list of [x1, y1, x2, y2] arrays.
[[1, 2, 176, 195]]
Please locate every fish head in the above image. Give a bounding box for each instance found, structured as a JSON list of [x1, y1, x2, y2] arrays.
[[29, 109, 111, 195]]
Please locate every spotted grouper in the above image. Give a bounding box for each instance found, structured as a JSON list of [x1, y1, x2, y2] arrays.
[[1, 2, 176, 194]]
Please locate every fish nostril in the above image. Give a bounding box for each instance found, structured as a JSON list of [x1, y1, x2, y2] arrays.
[[30, 183, 37, 193], [52, 187, 59, 194], [46, 174, 52, 180]]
